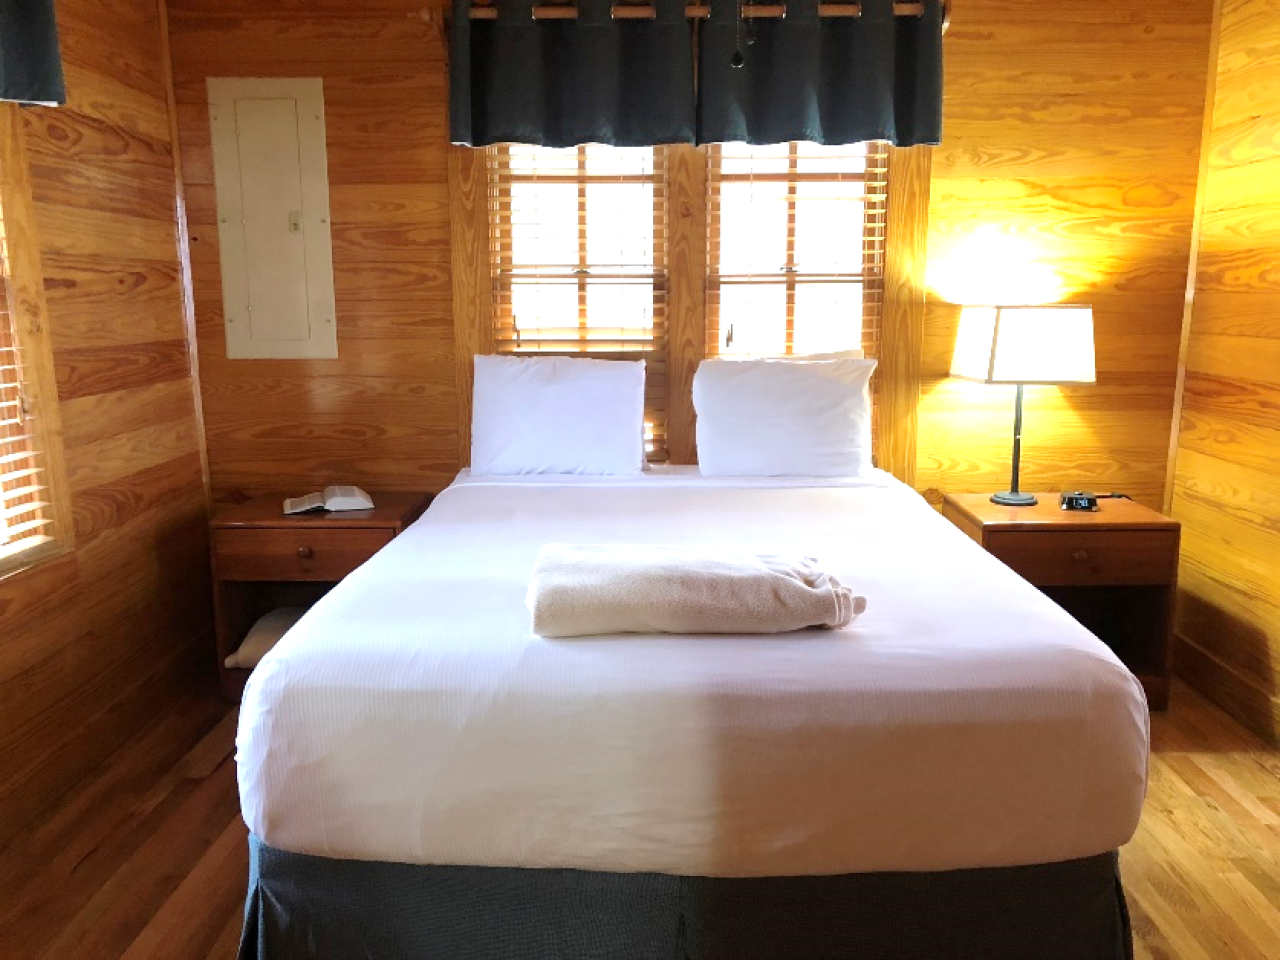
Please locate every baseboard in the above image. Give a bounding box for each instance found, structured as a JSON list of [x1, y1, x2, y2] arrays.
[[1173, 634, 1280, 746]]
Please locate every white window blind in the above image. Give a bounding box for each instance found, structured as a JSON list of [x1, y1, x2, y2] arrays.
[[706, 141, 889, 360], [0, 187, 55, 568], [486, 144, 669, 460]]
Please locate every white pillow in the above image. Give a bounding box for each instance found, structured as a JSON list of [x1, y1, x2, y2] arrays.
[[224, 607, 306, 670], [471, 355, 646, 475], [693, 358, 877, 477]]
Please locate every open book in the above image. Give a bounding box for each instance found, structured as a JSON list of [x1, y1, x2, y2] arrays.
[[283, 485, 374, 515]]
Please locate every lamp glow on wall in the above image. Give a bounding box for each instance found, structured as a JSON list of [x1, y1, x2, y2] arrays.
[[950, 305, 1096, 506]]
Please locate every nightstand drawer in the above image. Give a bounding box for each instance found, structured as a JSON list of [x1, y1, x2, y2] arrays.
[[213, 527, 394, 581], [985, 530, 1179, 586]]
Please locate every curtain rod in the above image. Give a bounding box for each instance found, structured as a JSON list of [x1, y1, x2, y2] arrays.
[[467, 2, 941, 21]]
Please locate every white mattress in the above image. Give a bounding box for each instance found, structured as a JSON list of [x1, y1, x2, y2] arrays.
[[237, 468, 1149, 877]]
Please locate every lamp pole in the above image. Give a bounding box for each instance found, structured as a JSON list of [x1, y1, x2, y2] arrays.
[[1010, 382, 1024, 494], [991, 383, 1038, 506]]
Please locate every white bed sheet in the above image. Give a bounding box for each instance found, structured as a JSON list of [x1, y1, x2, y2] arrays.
[[237, 468, 1149, 877]]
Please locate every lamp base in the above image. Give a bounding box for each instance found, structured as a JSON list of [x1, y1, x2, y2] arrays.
[[991, 491, 1039, 507]]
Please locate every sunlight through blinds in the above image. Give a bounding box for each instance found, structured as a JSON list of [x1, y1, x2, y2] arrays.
[[706, 140, 889, 360]]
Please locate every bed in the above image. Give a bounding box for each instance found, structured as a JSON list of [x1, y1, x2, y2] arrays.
[[236, 466, 1148, 959]]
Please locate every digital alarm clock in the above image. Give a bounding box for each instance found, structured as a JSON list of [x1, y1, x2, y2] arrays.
[[1059, 491, 1100, 511]]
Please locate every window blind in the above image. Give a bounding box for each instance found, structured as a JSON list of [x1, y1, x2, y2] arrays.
[[486, 144, 669, 460], [705, 140, 889, 438], [706, 140, 888, 358], [0, 191, 54, 567]]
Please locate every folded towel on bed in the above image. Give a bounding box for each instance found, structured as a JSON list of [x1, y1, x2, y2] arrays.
[[527, 544, 866, 638]]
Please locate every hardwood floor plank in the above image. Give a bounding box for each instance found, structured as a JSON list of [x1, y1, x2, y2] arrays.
[[1233, 854, 1280, 915], [1121, 682, 1280, 958], [180, 710, 240, 781], [120, 815, 248, 959], [0, 692, 228, 948], [36, 753, 241, 956], [0, 694, 220, 904], [204, 908, 247, 960], [0, 637, 205, 859], [1124, 855, 1219, 960]]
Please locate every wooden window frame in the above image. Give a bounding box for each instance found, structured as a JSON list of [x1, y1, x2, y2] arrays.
[[0, 104, 72, 576]]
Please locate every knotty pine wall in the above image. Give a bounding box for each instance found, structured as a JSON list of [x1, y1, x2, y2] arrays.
[[1171, 0, 1280, 742], [917, 0, 1215, 509], [0, 0, 209, 845], [167, 0, 1216, 508], [167, 0, 458, 499]]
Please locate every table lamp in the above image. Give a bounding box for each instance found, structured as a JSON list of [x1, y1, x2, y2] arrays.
[[949, 305, 1096, 506]]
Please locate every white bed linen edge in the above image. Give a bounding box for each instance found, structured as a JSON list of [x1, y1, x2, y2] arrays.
[[237, 471, 1149, 877]]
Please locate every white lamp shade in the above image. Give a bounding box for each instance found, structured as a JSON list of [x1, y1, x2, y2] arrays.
[[950, 305, 1096, 385]]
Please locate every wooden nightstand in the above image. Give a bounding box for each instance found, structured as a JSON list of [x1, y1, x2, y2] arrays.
[[941, 493, 1180, 710], [210, 492, 431, 698]]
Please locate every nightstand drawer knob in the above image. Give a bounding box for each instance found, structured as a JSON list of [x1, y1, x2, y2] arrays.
[[296, 546, 314, 560], [1072, 549, 1090, 562]]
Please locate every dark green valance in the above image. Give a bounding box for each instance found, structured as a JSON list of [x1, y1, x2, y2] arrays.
[[698, 0, 944, 146], [450, 0, 696, 148], [448, 0, 943, 148], [0, 0, 66, 106]]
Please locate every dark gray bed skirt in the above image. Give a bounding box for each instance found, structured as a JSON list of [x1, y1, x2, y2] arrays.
[[239, 834, 1132, 959]]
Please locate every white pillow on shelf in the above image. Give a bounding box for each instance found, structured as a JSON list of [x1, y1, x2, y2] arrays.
[[693, 357, 877, 477], [225, 607, 306, 670], [471, 354, 646, 475]]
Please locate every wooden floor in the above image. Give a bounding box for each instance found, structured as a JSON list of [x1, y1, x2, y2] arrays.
[[0, 681, 1276, 958]]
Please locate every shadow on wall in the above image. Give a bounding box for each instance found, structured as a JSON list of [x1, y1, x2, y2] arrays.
[[147, 508, 216, 684]]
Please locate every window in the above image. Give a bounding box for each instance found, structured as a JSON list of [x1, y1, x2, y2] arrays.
[[0, 116, 63, 573], [485, 144, 669, 459], [474, 140, 895, 465], [706, 141, 889, 359]]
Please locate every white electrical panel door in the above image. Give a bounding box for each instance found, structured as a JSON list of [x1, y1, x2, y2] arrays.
[[209, 78, 338, 359]]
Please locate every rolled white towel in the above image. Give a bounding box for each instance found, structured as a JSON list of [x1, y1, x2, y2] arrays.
[[527, 543, 866, 638]]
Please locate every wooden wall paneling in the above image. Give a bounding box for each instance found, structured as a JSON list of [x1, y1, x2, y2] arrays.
[[0, 480, 208, 753], [877, 145, 931, 487], [664, 145, 707, 465], [447, 145, 491, 468], [917, 0, 1215, 509], [0, 0, 211, 845], [167, 0, 458, 498], [1171, 0, 1280, 744]]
